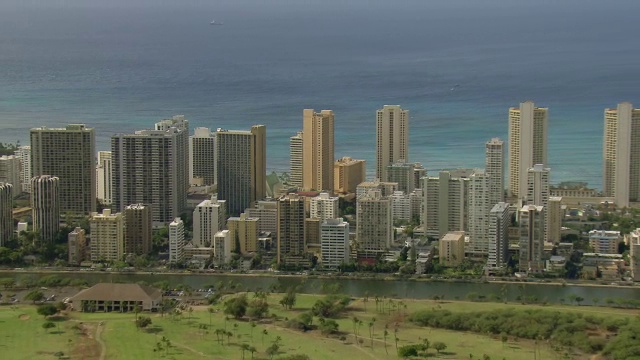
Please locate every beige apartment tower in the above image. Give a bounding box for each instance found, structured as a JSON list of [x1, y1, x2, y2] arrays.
[[485, 138, 505, 206], [123, 204, 152, 256], [189, 127, 217, 186], [439, 231, 466, 267], [216, 125, 266, 216], [289, 131, 303, 188], [302, 109, 335, 192], [508, 102, 548, 200], [96, 151, 112, 206], [0, 183, 13, 245], [31, 124, 96, 215], [277, 194, 306, 263], [603, 102, 640, 207], [90, 209, 124, 262], [68, 227, 87, 265], [356, 191, 393, 258], [376, 105, 409, 181], [227, 213, 259, 254], [31, 175, 60, 243], [334, 157, 366, 194]]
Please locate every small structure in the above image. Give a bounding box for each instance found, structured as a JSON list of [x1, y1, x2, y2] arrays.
[[70, 283, 162, 312]]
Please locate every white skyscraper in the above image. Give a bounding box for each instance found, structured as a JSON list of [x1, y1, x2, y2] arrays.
[[485, 138, 505, 206], [468, 170, 490, 254], [390, 191, 412, 221], [96, 151, 112, 205], [320, 218, 350, 269], [245, 200, 278, 236], [289, 131, 303, 188], [193, 195, 227, 247], [526, 164, 550, 241], [0, 155, 21, 195], [486, 202, 510, 273], [31, 175, 60, 243], [603, 102, 640, 207], [422, 169, 473, 239], [310, 192, 338, 220], [14, 146, 31, 193], [508, 102, 548, 200], [376, 105, 409, 181], [169, 217, 185, 264], [213, 230, 232, 265], [189, 127, 216, 186]]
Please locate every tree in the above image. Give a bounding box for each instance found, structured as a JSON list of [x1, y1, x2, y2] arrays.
[[266, 343, 280, 360], [25, 290, 45, 304], [224, 294, 248, 319], [398, 345, 419, 358], [279, 289, 297, 310], [136, 316, 152, 329], [319, 319, 339, 335], [37, 304, 58, 318], [240, 343, 251, 360], [383, 328, 389, 354], [433, 341, 447, 353], [42, 321, 56, 333], [247, 298, 269, 319], [208, 306, 215, 326]]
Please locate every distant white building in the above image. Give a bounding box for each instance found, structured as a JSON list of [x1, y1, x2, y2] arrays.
[[391, 191, 412, 221], [320, 218, 350, 269], [14, 146, 31, 193], [96, 151, 112, 205], [486, 202, 510, 273], [169, 217, 185, 264], [310, 192, 338, 220], [193, 195, 226, 247], [214, 230, 232, 265], [0, 155, 21, 195], [245, 199, 279, 236]]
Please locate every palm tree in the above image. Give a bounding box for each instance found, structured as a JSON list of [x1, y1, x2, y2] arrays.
[[368, 321, 374, 348], [240, 343, 251, 360], [383, 326, 389, 354], [208, 307, 215, 326], [352, 316, 359, 342], [262, 329, 268, 345], [248, 345, 257, 360], [250, 322, 257, 342]]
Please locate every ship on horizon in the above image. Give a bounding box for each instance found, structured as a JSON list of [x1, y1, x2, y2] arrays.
[[210, 20, 223, 25]]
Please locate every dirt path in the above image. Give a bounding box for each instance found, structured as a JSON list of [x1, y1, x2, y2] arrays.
[[95, 322, 106, 360]]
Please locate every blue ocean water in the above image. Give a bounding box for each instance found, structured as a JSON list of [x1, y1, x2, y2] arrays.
[[1, 0, 639, 190]]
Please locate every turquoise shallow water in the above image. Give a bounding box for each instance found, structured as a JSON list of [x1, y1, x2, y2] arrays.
[[1, 0, 639, 189]]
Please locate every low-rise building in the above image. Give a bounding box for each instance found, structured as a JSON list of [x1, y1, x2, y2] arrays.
[[439, 231, 465, 266], [68, 227, 87, 265], [70, 283, 162, 312], [588, 230, 621, 254]]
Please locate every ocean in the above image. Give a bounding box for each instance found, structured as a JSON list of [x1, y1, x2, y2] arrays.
[[1, 0, 639, 190]]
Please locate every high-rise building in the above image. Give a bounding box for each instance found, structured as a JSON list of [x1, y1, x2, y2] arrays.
[[508, 102, 548, 200], [68, 227, 87, 265], [213, 230, 232, 265], [486, 202, 510, 272], [334, 157, 366, 194], [123, 204, 152, 256], [0, 155, 22, 195], [310, 192, 338, 220], [96, 151, 112, 205], [526, 164, 550, 241], [628, 228, 640, 281], [189, 127, 216, 186], [603, 102, 640, 207], [277, 194, 306, 263], [518, 205, 545, 273], [112, 116, 189, 226], [413, 163, 427, 190], [439, 231, 466, 266], [303, 109, 335, 192], [386, 161, 415, 194], [422, 169, 474, 239], [320, 218, 350, 269], [391, 191, 412, 221], [376, 105, 409, 181], [485, 138, 505, 206], [31, 175, 60, 243], [193, 195, 227, 247], [245, 200, 278, 236], [90, 209, 124, 262], [227, 213, 259, 254], [14, 146, 31, 193], [468, 170, 490, 254], [356, 191, 393, 258], [289, 131, 303, 189], [169, 217, 185, 265], [0, 183, 12, 245], [216, 125, 266, 216], [356, 180, 398, 198], [31, 124, 96, 215], [547, 196, 563, 243]]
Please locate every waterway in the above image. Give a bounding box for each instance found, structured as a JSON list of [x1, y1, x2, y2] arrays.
[[5, 271, 640, 306]]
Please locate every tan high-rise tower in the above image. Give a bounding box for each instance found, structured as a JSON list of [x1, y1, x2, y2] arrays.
[[302, 109, 334, 192], [603, 102, 640, 208], [376, 105, 408, 182], [508, 101, 548, 200]]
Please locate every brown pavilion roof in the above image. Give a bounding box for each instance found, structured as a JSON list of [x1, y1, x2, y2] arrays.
[[71, 283, 162, 302]]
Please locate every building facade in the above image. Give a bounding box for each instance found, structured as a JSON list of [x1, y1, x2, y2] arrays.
[[485, 138, 505, 206], [386, 161, 415, 194], [320, 218, 350, 268], [189, 127, 216, 186], [310, 192, 338, 220], [302, 109, 335, 192], [486, 202, 510, 272], [439, 231, 466, 266], [0, 155, 22, 195], [123, 204, 152, 256], [31, 175, 60, 243], [213, 230, 232, 265], [334, 157, 366, 194], [376, 105, 409, 181], [518, 205, 545, 273], [68, 227, 87, 265], [227, 213, 259, 254], [588, 230, 621, 254], [169, 217, 185, 264], [547, 196, 563, 243], [289, 131, 303, 189], [508, 102, 548, 200], [422, 169, 474, 239], [90, 209, 124, 262], [96, 151, 112, 205], [31, 124, 96, 215], [277, 194, 306, 263], [356, 191, 393, 257], [14, 146, 31, 193], [193, 195, 227, 247], [467, 170, 490, 254], [216, 125, 266, 216], [0, 183, 12, 245]]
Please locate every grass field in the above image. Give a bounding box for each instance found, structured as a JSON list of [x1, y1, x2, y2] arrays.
[[1, 293, 633, 360]]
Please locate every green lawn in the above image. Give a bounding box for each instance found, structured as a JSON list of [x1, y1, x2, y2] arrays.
[[1, 293, 626, 359]]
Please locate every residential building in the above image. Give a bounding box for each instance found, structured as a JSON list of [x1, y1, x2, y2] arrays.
[[14, 146, 31, 193], [90, 209, 124, 262], [603, 103, 640, 207], [302, 109, 334, 192], [413, 163, 427, 190], [96, 151, 112, 205], [320, 218, 350, 268], [227, 213, 259, 254], [213, 230, 232, 265], [0, 155, 21, 194], [588, 230, 621, 254], [310, 192, 338, 220], [334, 157, 366, 194], [193, 195, 227, 247], [547, 196, 563, 243], [123, 204, 152, 256], [68, 227, 87, 265], [216, 125, 266, 216], [519, 205, 545, 273], [439, 231, 466, 266], [356, 180, 398, 198], [31, 124, 96, 215], [486, 202, 510, 272], [245, 200, 278, 236], [289, 131, 303, 188], [485, 138, 505, 206], [391, 191, 412, 221], [386, 161, 415, 193], [526, 164, 551, 241], [468, 170, 490, 254], [189, 127, 217, 186], [508, 102, 548, 200], [628, 229, 640, 281], [31, 175, 60, 243], [550, 182, 598, 198], [305, 218, 321, 251], [0, 183, 12, 245], [112, 116, 189, 226], [169, 217, 185, 264], [277, 194, 306, 263], [422, 169, 474, 239], [356, 190, 393, 258], [376, 105, 409, 181]]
